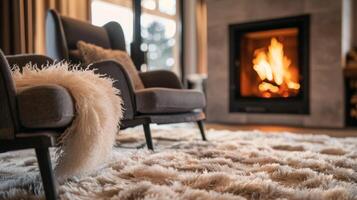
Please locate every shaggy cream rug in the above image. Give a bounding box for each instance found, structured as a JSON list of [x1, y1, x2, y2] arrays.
[[0, 125, 356, 200]]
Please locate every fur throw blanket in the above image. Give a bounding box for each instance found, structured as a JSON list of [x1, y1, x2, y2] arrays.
[[12, 62, 123, 181]]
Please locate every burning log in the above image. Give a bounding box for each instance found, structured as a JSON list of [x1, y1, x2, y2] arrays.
[[252, 37, 300, 98]]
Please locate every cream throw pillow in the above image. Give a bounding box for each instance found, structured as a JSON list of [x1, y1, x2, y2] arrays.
[[77, 41, 145, 90]]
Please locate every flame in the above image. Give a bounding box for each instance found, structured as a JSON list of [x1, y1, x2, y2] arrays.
[[252, 38, 300, 98]]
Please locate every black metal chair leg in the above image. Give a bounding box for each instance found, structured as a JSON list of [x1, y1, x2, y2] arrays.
[[197, 120, 207, 141], [143, 123, 154, 150], [35, 148, 57, 200]]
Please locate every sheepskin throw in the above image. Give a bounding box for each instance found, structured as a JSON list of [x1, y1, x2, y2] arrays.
[[1, 125, 356, 200], [12, 62, 123, 181], [77, 40, 145, 90]]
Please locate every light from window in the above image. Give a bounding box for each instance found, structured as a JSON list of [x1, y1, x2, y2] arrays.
[[91, 0, 133, 51], [141, 0, 156, 10], [141, 0, 179, 74], [159, 0, 176, 15]]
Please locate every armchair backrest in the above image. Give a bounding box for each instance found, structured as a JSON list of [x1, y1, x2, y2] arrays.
[[0, 51, 19, 139], [6, 54, 54, 70], [46, 9, 127, 63]]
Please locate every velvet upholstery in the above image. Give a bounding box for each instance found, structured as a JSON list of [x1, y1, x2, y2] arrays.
[[139, 70, 183, 89], [103, 22, 127, 51], [61, 16, 111, 50], [0, 51, 18, 139], [135, 88, 206, 114], [46, 9, 68, 61], [68, 50, 83, 64], [88, 60, 136, 119], [6, 54, 54, 69], [3, 54, 76, 130], [46, 10, 127, 63], [137, 111, 205, 124], [17, 85, 75, 129]]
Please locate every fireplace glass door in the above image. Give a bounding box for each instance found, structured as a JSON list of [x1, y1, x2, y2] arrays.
[[229, 15, 309, 114], [240, 28, 300, 98]]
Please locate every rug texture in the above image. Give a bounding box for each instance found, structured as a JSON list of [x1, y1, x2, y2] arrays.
[[0, 125, 356, 200], [12, 63, 123, 181]]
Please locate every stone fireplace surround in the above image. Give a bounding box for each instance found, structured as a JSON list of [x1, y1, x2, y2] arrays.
[[206, 0, 353, 128]]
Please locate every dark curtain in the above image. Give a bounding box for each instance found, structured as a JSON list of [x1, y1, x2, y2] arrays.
[[0, 0, 90, 55], [196, 0, 207, 74], [0, 0, 32, 54]]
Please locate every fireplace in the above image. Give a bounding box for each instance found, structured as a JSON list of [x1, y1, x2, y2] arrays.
[[229, 15, 310, 114]]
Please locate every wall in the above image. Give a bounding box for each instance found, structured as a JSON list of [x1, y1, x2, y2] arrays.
[[206, 0, 347, 127]]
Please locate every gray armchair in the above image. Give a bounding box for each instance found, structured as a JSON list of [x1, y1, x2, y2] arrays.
[[46, 9, 207, 150], [0, 51, 75, 200]]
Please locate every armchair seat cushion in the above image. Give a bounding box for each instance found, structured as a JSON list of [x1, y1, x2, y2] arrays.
[[135, 88, 206, 114], [17, 84, 75, 129]]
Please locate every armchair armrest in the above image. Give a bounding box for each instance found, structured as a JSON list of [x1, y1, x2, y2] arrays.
[[88, 59, 136, 120], [1, 54, 54, 140], [139, 70, 183, 89], [6, 54, 54, 69]]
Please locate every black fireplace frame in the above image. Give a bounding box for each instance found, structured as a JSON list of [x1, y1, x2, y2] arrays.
[[229, 15, 310, 114]]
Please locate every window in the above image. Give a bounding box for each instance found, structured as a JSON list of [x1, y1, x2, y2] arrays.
[[91, 0, 133, 51], [91, 0, 181, 75], [141, 0, 180, 74]]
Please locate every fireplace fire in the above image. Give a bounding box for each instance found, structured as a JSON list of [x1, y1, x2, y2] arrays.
[[229, 15, 310, 114], [242, 30, 300, 98]]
